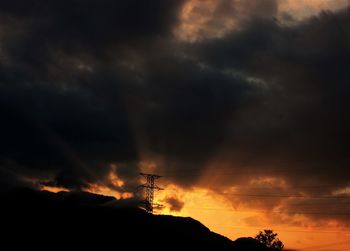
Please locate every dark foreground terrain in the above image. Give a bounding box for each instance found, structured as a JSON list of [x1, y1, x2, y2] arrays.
[[1, 188, 272, 250]]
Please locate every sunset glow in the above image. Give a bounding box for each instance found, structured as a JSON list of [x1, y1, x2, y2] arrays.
[[155, 184, 350, 251], [1, 0, 350, 250]]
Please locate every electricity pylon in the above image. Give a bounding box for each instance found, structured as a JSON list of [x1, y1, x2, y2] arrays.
[[139, 173, 163, 213]]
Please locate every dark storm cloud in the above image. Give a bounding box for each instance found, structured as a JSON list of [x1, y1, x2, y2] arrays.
[[0, 0, 253, 191], [163, 195, 185, 212], [0, 79, 137, 189], [0, 0, 350, 225], [0, 0, 186, 82], [183, 8, 350, 224], [0, 0, 186, 190], [0, 0, 184, 41], [138, 58, 254, 181], [194, 9, 350, 190], [279, 196, 350, 225]]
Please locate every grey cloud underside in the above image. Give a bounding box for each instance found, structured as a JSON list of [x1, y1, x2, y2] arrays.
[[0, 0, 252, 190], [0, 1, 349, 222], [195, 10, 350, 188], [163, 195, 185, 212], [0, 0, 186, 189]]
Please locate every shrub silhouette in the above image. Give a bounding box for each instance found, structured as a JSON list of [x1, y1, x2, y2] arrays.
[[255, 229, 284, 250]]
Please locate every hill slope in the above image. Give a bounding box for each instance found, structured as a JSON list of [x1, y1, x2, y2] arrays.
[[1, 188, 271, 250]]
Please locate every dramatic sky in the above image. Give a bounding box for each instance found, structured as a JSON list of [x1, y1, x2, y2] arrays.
[[0, 1, 350, 250]]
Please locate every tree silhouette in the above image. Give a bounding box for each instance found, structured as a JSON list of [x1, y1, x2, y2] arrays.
[[255, 229, 284, 250]]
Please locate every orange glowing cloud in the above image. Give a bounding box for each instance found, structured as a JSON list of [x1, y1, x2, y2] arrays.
[[279, 0, 349, 20], [40, 185, 69, 193], [39, 164, 134, 200], [84, 183, 133, 200], [174, 0, 349, 42], [83, 164, 133, 199], [174, 0, 238, 42]]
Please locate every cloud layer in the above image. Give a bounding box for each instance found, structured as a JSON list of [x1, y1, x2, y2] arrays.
[[0, 0, 349, 225]]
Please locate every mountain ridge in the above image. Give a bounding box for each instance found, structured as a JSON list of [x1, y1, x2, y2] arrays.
[[1, 188, 273, 251]]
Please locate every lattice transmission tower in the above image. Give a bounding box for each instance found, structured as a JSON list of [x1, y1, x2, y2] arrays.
[[139, 173, 163, 213]]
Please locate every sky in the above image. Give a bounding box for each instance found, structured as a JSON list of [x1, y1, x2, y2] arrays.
[[0, 1, 350, 250]]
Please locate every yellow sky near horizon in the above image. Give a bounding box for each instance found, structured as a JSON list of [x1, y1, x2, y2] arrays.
[[155, 185, 350, 251]]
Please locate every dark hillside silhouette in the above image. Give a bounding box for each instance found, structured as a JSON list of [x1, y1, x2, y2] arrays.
[[1, 188, 274, 250]]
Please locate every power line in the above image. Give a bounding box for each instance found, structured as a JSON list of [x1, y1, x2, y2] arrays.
[[162, 188, 350, 199], [182, 206, 350, 216], [157, 164, 349, 175], [206, 225, 349, 234], [207, 193, 350, 199], [302, 240, 350, 249]]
